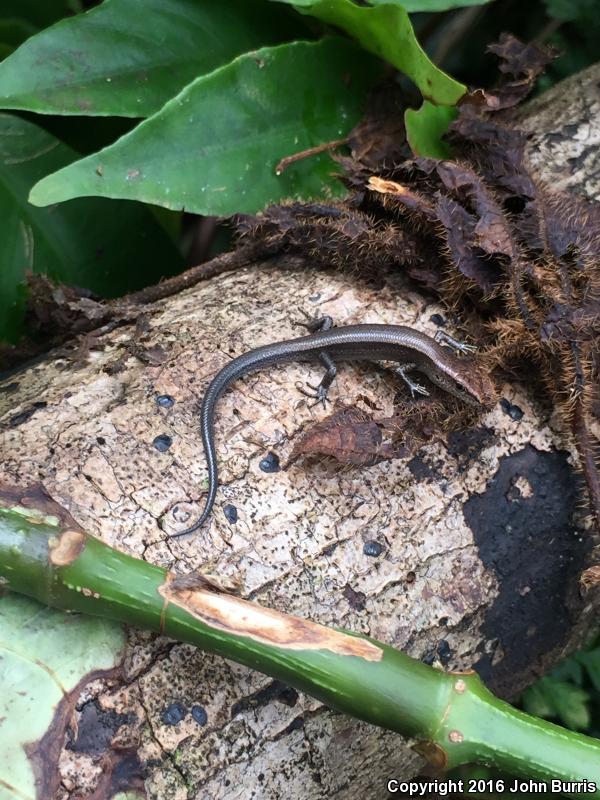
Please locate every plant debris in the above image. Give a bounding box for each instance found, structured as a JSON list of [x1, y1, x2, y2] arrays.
[[290, 396, 477, 468]]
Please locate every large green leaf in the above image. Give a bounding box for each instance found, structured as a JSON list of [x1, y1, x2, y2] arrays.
[[370, 0, 491, 10], [272, 0, 466, 105], [0, 112, 183, 343], [543, 0, 598, 24], [29, 39, 382, 216], [0, 594, 125, 800], [0, 0, 303, 118]]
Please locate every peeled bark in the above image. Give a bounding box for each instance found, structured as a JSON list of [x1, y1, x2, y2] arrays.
[[1, 66, 600, 800]]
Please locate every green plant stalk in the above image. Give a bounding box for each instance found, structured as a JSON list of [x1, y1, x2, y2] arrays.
[[1, 500, 599, 795]]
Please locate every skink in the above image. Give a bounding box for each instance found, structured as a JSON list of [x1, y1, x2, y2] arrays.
[[170, 320, 495, 537]]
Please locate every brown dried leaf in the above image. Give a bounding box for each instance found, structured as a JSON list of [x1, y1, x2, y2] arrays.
[[435, 195, 501, 292], [485, 33, 559, 109], [291, 405, 392, 466], [433, 160, 517, 259], [448, 116, 536, 200], [290, 394, 467, 468], [25, 273, 110, 337]]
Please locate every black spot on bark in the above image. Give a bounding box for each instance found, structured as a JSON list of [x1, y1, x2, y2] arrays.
[[67, 701, 134, 756], [156, 394, 175, 408], [567, 143, 598, 170], [191, 704, 208, 726], [407, 454, 435, 481], [110, 748, 145, 793], [499, 398, 524, 420], [153, 434, 172, 452], [363, 540, 383, 557], [447, 426, 494, 467], [436, 639, 452, 665], [466, 445, 589, 697], [343, 583, 367, 611], [161, 702, 187, 725], [279, 716, 304, 736], [8, 402, 46, 428], [259, 451, 280, 473], [231, 680, 298, 718]]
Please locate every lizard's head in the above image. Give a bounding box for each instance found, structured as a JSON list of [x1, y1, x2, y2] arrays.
[[425, 358, 497, 408]]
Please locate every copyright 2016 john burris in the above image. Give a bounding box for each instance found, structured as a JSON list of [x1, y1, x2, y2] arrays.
[[387, 779, 598, 795]]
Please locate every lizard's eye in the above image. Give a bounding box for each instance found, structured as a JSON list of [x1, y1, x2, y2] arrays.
[[433, 372, 478, 406]]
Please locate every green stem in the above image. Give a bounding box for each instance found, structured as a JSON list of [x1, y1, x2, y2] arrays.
[[1, 498, 599, 796]]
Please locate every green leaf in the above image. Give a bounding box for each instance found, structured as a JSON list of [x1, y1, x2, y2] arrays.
[[577, 649, 600, 693], [551, 656, 584, 686], [405, 100, 456, 157], [29, 39, 382, 216], [370, 0, 491, 11], [523, 676, 590, 731], [522, 681, 555, 719], [272, 0, 465, 105], [0, 0, 303, 118], [543, 0, 598, 24], [550, 679, 590, 731], [0, 112, 183, 343], [0, 594, 125, 799]]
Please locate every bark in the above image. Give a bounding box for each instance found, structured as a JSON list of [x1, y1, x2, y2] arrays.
[[513, 61, 600, 201], [1, 66, 600, 800]]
